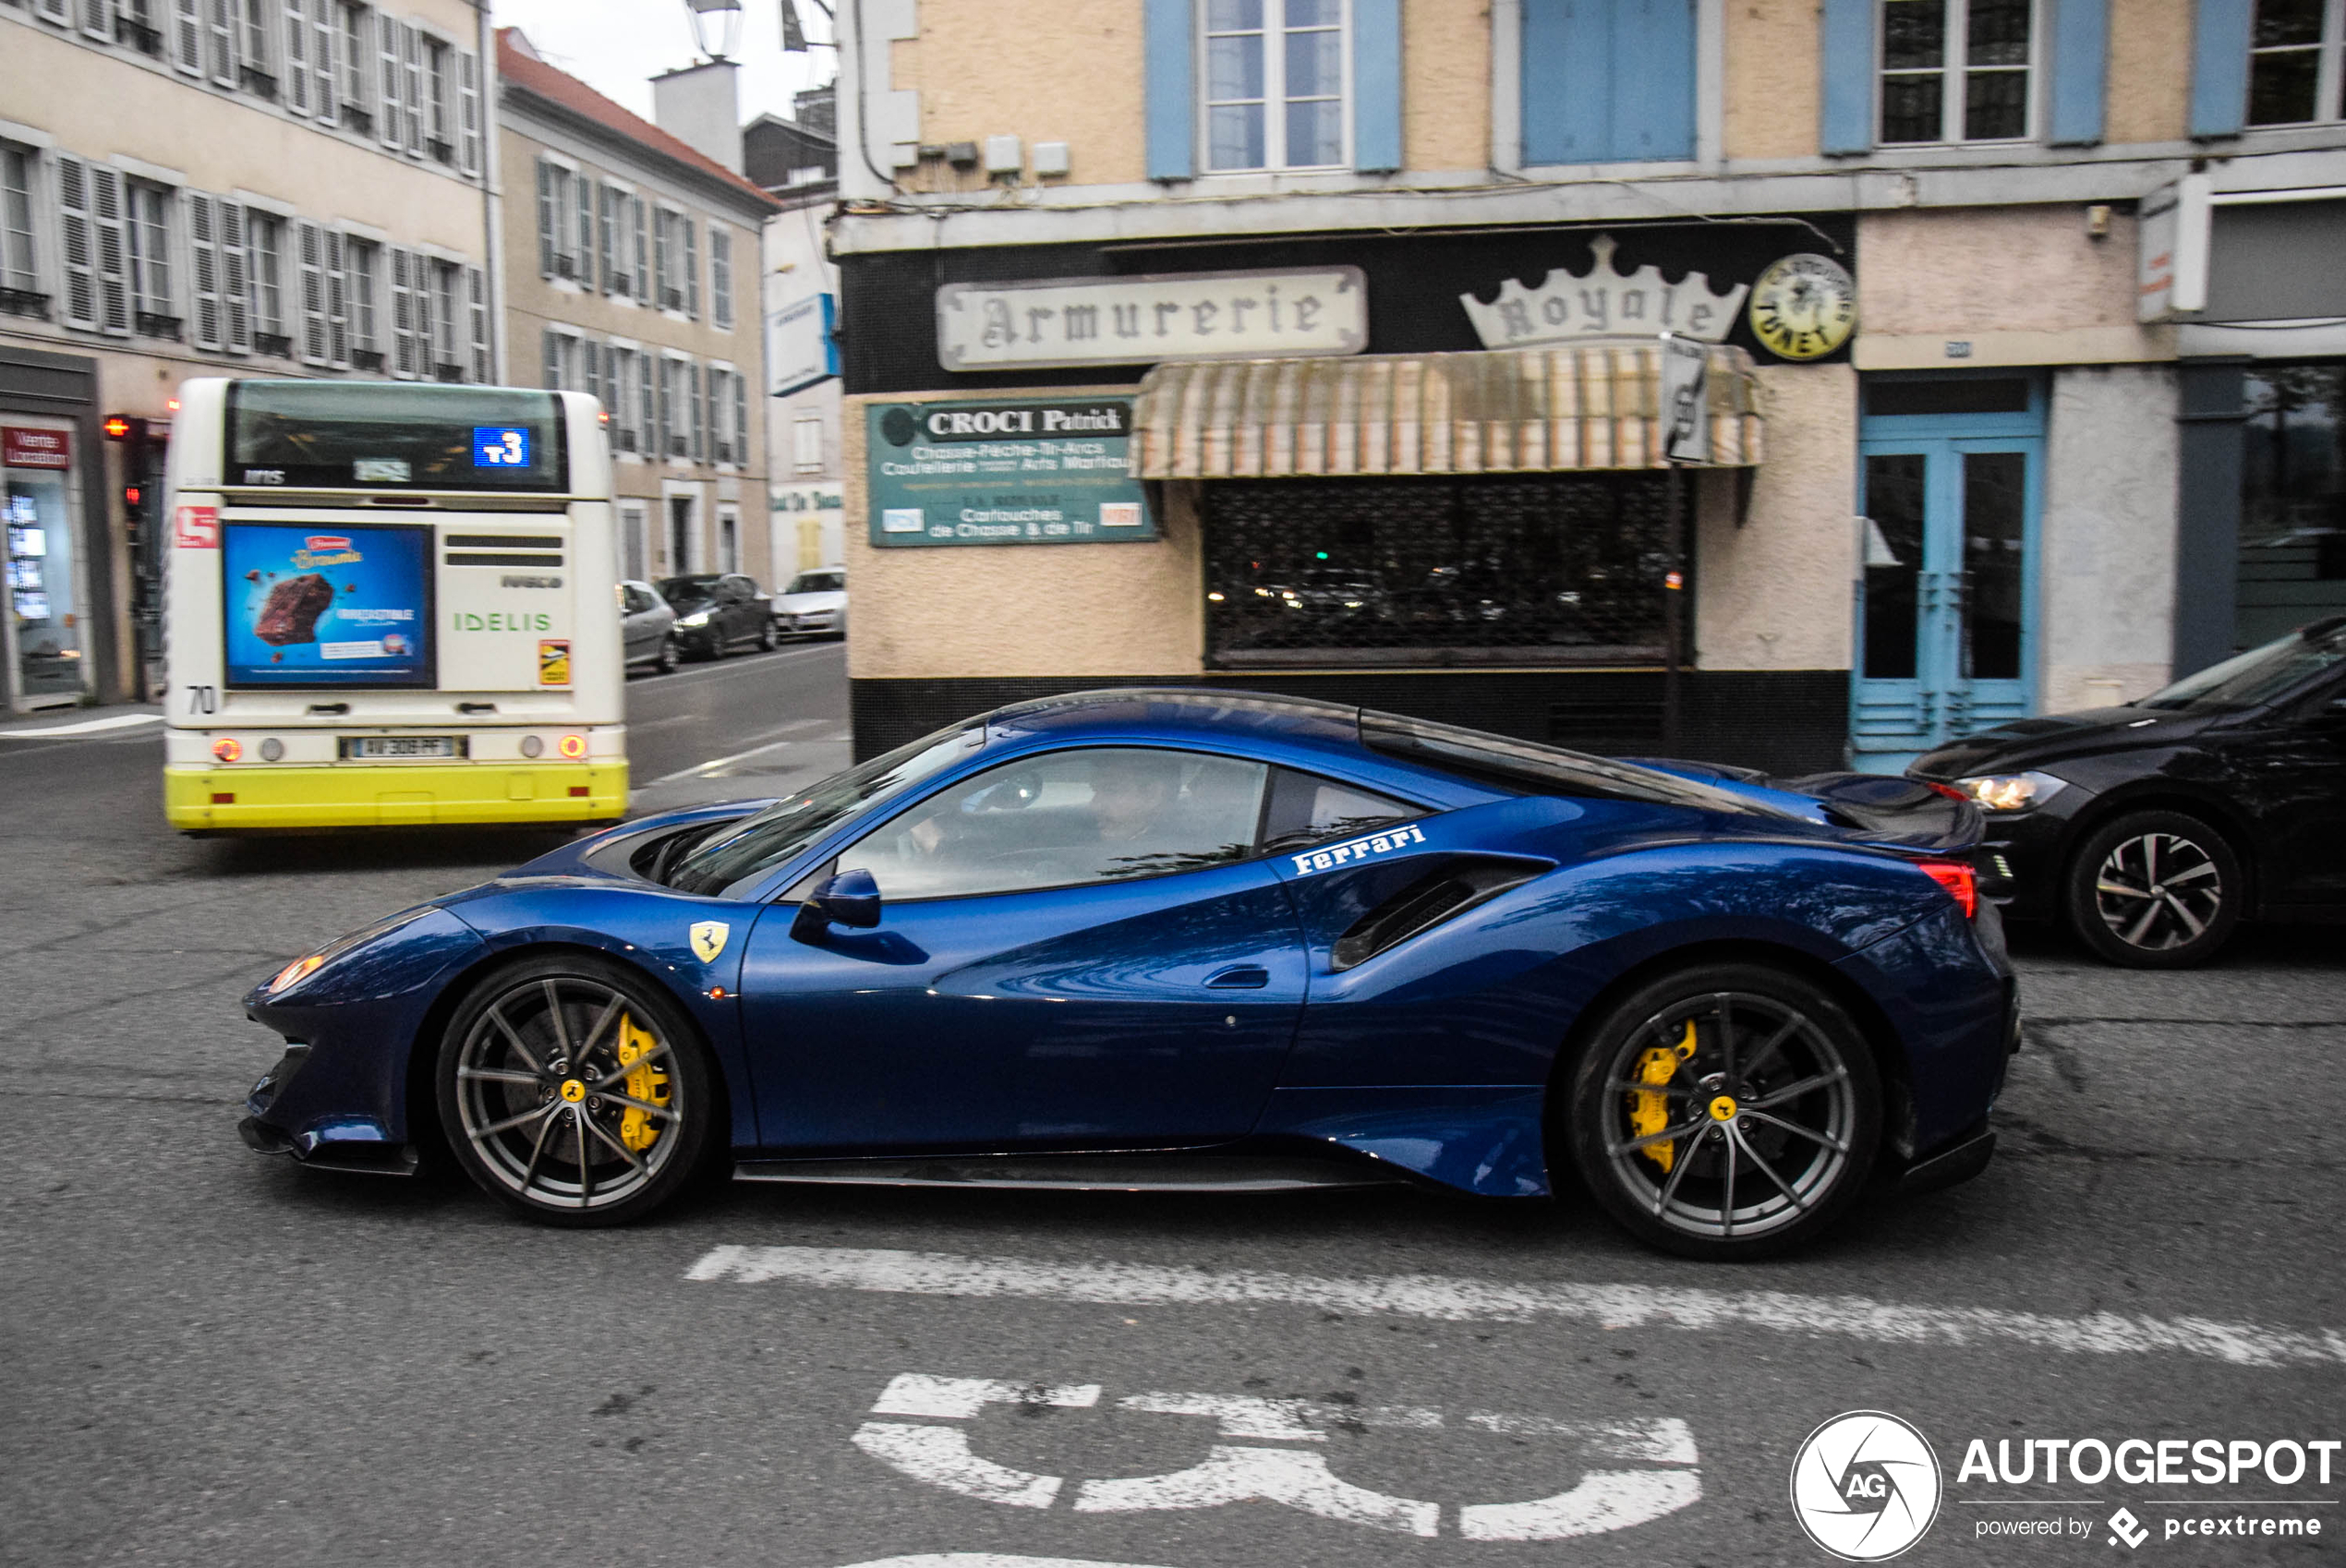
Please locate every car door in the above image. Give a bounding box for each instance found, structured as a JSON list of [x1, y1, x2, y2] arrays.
[[735, 746, 1309, 1151], [2219, 673, 2346, 908]]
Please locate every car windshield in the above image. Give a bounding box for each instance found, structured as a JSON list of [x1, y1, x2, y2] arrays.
[[1358, 708, 1803, 818], [657, 574, 721, 602], [2134, 620, 2346, 712], [666, 725, 982, 897], [787, 571, 843, 594]]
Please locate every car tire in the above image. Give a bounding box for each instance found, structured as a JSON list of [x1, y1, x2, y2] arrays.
[[2062, 809, 2243, 969], [758, 619, 780, 652], [1562, 961, 1881, 1260], [435, 953, 720, 1227], [655, 634, 680, 675], [704, 628, 726, 661]]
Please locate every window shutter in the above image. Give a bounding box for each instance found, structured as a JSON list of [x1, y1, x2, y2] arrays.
[[657, 358, 672, 454], [90, 166, 129, 335], [283, 0, 308, 115], [389, 246, 414, 376], [631, 196, 647, 298], [173, 0, 203, 75], [218, 198, 248, 351], [187, 191, 221, 349], [2190, 0, 2252, 139], [55, 155, 96, 331], [1818, 0, 1875, 154], [535, 160, 554, 276], [402, 24, 425, 157], [732, 370, 747, 469], [597, 185, 615, 293], [1142, 0, 1193, 180], [80, 0, 115, 41], [639, 351, 656, 454], [541, 326, 561, 391], [1351, 0, 1401, 172], [457, 49, 479, 175], [585, 334, 606, 406], [207, 0, 237, 87], [377, 10, 403, 148], [312, 3, 337, 125], [683, 218, 698, 318], [574, 173, 593, 275], [689, 361, 704, 462], [2044, 0, 2108, 146], [466, 264, 488, 381], [34, 0, 70, 26], [710, 227, 732, 328], [325, 229, 347, 366], [653, 210, 671, 308], [296, 219, 325, 362], [1617, 0, 1696, 161]]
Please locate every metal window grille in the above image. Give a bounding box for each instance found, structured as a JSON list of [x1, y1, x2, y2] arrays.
[[1201, 475, 1675, 669]]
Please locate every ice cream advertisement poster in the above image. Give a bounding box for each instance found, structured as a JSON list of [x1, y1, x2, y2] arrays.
[[221, 523, 434, 687]]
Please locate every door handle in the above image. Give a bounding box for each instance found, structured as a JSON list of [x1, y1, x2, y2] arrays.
[[1204, 964, 1271, 990]]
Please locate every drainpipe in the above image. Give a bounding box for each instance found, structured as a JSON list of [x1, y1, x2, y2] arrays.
[[475, 0, 508, 383]]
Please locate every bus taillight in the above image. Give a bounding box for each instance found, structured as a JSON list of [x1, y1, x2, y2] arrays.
[[558, 734, 587, 760], [212, 738, 243, 763]]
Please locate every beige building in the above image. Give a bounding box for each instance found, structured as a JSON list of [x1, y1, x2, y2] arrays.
[[829, 0, 2346, 772], [0, 0, 497, 712], [495, 30, 779, 591]]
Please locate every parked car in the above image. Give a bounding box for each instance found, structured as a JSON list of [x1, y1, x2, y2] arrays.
[[773, 567, 848, 639], [618, 579, 679, 675], [657, 573, 777, 659], [1909, 615, 2346, 968]]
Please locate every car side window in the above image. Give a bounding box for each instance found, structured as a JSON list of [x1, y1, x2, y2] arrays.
[[1258, 766, 1424, 855], [836, 747, 1270, 902]]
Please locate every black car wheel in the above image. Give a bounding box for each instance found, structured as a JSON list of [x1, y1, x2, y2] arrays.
[[703, 626, 726, 660], [2064, 809, 2243, 968], [758, 618, 780, 652], [1564, 962, 1880, 1260], [655, 633, 680, 674], [435, 955, 718, 1226]]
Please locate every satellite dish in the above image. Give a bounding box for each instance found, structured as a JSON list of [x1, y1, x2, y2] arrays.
[[685, 0, 744, 61]]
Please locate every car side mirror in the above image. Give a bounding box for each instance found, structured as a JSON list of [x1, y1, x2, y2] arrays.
[[791, 866, 882, 941]]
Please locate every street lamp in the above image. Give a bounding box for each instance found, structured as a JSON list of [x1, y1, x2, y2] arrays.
[[684, 0, 742, 61]]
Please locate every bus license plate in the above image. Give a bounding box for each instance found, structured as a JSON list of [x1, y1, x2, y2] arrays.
[[345, 736, 461, 759]]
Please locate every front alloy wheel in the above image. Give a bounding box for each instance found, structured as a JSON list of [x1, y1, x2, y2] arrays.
[[1566, 963, 1880, 1260], [2064, 809, 2241, 968], [436, 956, 715, 1225]]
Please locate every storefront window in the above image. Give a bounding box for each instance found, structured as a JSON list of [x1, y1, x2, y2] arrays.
[[5, 448, 84, 704], [1202, 476, 1674, 668], [2240, 363, 2346, 647]]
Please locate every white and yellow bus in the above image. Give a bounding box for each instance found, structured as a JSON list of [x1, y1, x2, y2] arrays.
[[162, 379, 625, 831]]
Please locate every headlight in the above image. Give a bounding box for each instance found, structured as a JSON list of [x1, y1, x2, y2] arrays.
[[1953, 771, 2069, 813], [676, 610, 712, 629], [266, 906, 440, 996]]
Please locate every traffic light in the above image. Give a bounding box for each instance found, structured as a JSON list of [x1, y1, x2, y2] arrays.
[[103, 414, 147, 442]]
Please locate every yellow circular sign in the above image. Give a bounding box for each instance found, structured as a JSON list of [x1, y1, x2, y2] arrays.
[[560, 1079, 586, 1104], [1747, 252, 1856, 362], [1709, 1095, 1739, 1122]]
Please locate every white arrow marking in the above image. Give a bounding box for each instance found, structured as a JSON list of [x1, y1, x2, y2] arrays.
[[684, 1244, 2346, 1368], [1464, 1412, 1699, 1464], [1459, 1468, 1703, 1540], [1073, 1444, 1440, 1537], [874, 1373, 1101, 1419], [851, 1423, 1063, 1509], [1116, 1391, 1327, 1441]]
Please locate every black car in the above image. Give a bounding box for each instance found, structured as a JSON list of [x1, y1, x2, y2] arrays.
[[1909, 616, 2346, 967], [656, 573, 777, 660]]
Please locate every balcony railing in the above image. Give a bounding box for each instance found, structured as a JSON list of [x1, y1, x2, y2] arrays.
[[135, 310, 183, 340], [350, 347, 384, 371], [0, 287, 50, 320], [119, 18, 164, 56], [253, 330, 295, 358], [428, 138, 454, 165], [661, 288, 683, 312], [343, 103, 373, 135], [239, 65, 278, 101], [433, 362, 464, 383]]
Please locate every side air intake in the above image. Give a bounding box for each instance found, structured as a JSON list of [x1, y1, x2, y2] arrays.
[[1329, 858, 1547, 971]]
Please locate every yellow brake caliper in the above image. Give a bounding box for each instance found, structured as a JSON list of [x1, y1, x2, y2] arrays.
[[1626, 1020, 1699, 1173], [615, 1015, 670, 1153]]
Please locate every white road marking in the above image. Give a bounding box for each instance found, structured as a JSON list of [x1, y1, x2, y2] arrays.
[[846, 1369, 1699, 1540], [684, 1244, 2346, 1369], [646, 718, 841, 784], [0, 711, 162, 739], [834, 1558, 1175, 1568]]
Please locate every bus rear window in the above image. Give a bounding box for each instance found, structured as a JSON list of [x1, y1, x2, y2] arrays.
[[226, 382, 569, 492]]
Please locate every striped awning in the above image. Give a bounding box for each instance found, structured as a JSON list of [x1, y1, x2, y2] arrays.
[[1132, 344, 1764, 479]]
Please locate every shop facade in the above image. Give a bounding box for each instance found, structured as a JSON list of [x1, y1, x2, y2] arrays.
[[1, 346, 110, 710]]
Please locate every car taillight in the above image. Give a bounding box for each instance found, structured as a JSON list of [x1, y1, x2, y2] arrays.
[[1917, 860, 1977, 918]]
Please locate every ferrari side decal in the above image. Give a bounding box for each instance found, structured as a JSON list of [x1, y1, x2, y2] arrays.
[[1289, 824, 1428, 876], [690, 921, 730, 962]]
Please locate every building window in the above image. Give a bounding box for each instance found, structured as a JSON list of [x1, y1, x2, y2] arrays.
[[1879, 0, 2033, 146], [237, 0, 278, 97], [792, 413, 823, 476], [659, 356, 690, 458], [709, 225, 732, 329], [2240, 365, 2346, 645], [604, 345, 641, 452], [423, 34, 455, 163], [598, 182, 633, 296], [1202, 0, 1348, 171], [429, 259, 461, 380], [542, 328, 583, 392], [247, 211, 288, 355], [338, 2, 374, 131], [718, 501, 740, 573], [1, 146, 42, 316], [2249, 0, 2346, 126], [345, 235, 381, 369], [126, 182, 176, 338], [653, 207, 693, 312]]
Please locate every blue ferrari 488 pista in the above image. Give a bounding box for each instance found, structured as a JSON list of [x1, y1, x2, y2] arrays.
[[240, 689, 2017, 1259]]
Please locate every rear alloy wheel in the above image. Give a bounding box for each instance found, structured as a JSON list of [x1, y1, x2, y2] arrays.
[[1565, 963, 1880, 1260], [436, 955, 717, 1225], [2064, 809, 2242, 969], [655, 633, 680, 674]]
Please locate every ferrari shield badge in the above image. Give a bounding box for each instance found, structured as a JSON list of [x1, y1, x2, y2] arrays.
[[689, 921, 730, 963]]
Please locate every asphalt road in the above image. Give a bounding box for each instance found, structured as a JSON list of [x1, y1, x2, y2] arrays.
[[2, 663, 2340, 1568]]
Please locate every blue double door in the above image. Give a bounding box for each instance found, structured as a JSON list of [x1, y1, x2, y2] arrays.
[[1853, 383, 2044, 770]]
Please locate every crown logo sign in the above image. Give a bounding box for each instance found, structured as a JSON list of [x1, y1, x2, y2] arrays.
[[1460, 234, 1751, 350]]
